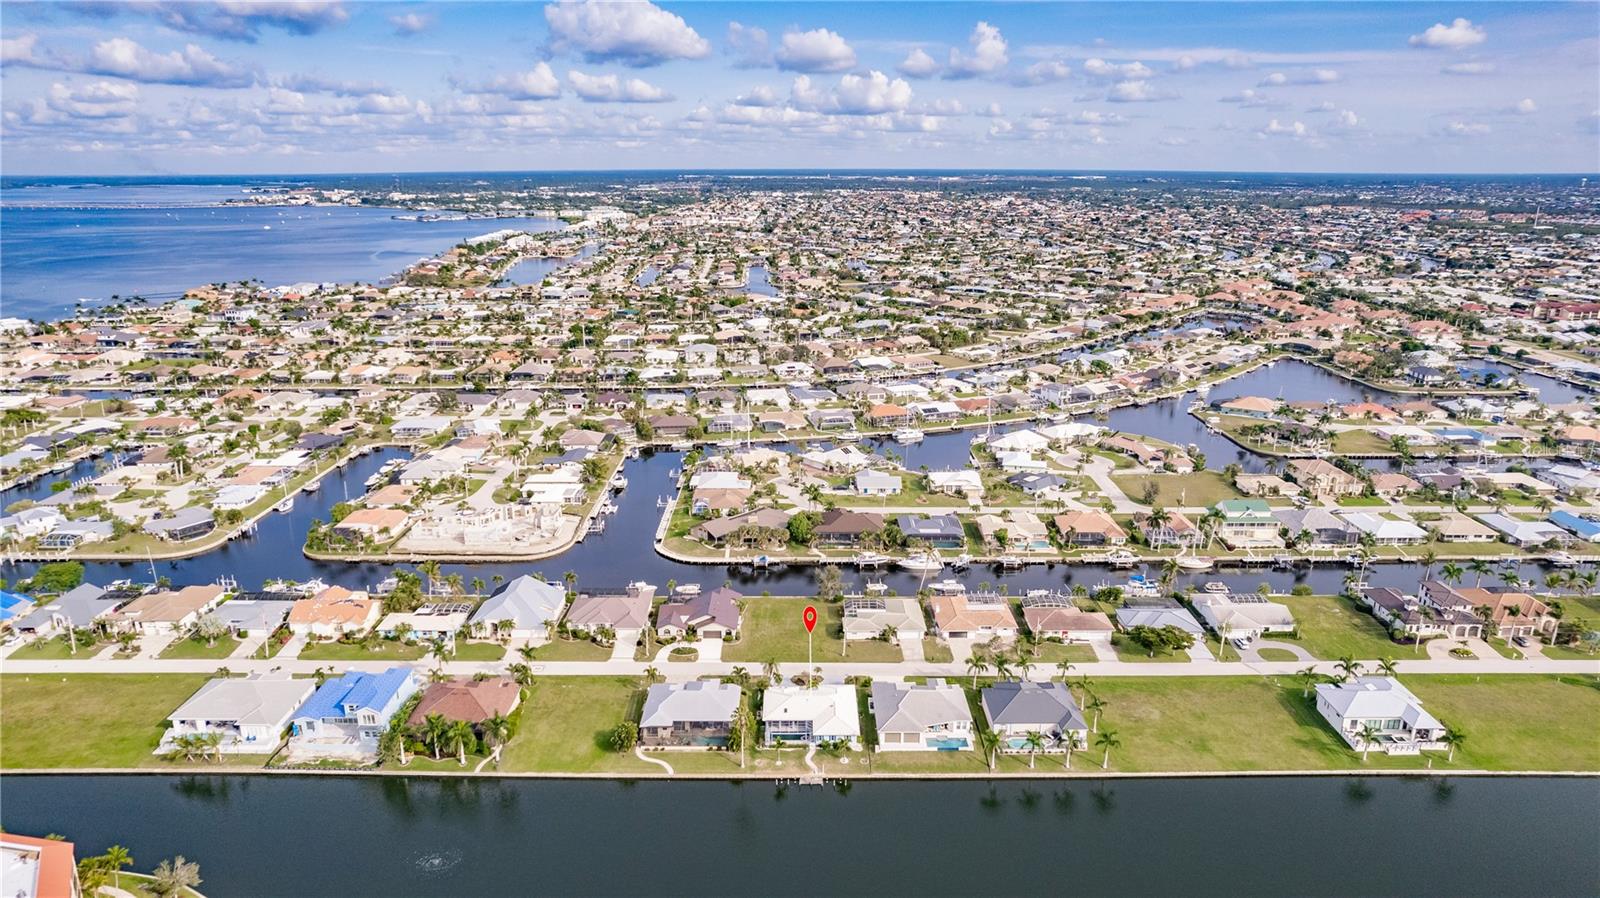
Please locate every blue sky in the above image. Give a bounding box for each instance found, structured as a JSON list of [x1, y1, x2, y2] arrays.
[[1, 1, 1595, 174]]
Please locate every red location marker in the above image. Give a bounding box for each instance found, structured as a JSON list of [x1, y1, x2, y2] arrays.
[[802, 605, 818, 634]]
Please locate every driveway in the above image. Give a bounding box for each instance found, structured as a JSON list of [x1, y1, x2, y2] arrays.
[[611, 630, 640, 661], [899, 636, 925, 663]]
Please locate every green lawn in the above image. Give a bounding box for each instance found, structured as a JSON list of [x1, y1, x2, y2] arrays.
[[8, 636, 110, 660], [1089, 674, 1600, 772], [497, 677, 656, 774], [159, 636, 246, 660], [0, 674, 211, 769], [1114, 639, 1193, 663], [298, 639, 429, 662], [724, 598, 902, 663], [1257, 647, 1300, 662], [1111, 470, 1241, 508], [1032, 643, 1099, 664], [522, 639, 613, 662], [921, 638, 954, 663], [452, 641, 507, 661], [1277, 594, 1403, 661]]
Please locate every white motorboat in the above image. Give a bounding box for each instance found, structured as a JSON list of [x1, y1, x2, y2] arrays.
[[1105, 549, 1139, 568], [273, 496, 294, 513], [610, 473, 628, 490], [996, 554, 1025, 569], [898, 552, 943, 573], [1202, 581, 1230, 594], [853, 552, 889, 568], [1548, 552, 1578, 567], [839, 430, 865, 442], [950, 554, 973, 570], [891, 427, 925, 445], [673, 583, 701, 596], [1176, 556, 1213, 571], [928, 579, 967, 595]]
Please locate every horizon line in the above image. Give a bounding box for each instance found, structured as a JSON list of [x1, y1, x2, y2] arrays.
[[5, 166, 1599, 180]]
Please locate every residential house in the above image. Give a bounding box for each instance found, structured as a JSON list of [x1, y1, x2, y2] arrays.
[[1287, 458, 1364, 499], [163, 673, 315, 753], [1052, 510, 1128, 546], [377, 603, 471, 646], [1213, 499, 1283, 548], [1361, 586, 1482, 640], [405, 676, 521, 728], [286, 586, 381, 638], [1116, 602, 1206, 638], [468, 576, 566, 643], [813, 509, 885, 547], [841, 597, 927, 643], [564, 585, 654, 636], [928, 593, 1019, 642], [289, 667, 421, 758], [11, 583, 123, 638], [656, 586, 742, 640], [896, 513, 965, 550], [870, 679, 973, 751], [761, 684, 861, 747], [853, 469, 903, 497], [1315, 677, 1446, 756], [639, 681, 743, 748], [1020, 598, 1114, 645], [107, 585, 226, 635], [1190, 592, 1295, 641], [981, 681, 1088, 752]]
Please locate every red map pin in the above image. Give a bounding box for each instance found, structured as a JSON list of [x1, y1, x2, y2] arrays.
[[802, 605, 817, 634]]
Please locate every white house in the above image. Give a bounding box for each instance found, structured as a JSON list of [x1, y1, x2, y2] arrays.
[[762, 684, 861, 747], [1314, 677, 1447, 756], [163, 674, 316, 754], [1190, 592, 1296, 642], [870, 679, 973, 752]]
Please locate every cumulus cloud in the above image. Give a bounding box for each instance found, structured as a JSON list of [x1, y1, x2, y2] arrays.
[[733, 84, 779, 107], [788, 75, 827, 110], [1441, 61, 1495, 75], [277, 72, 388, 96], [775, 28, 856, 73], [464, 62, 563, 100], [832, 70, 912, 114], [897, 48, 939, 79], [356, 92, 422, 115], [544, 0, 709, 66], [1440, 120, 1491, 137], [1334, 109, 1359, 128], [73, 1, 350, 42], [389, 12, 430, 36], [48, 80, 139, 118], [1, 32, 40, 65], [1017, 59, 1071, 86], [1259, 118, 1311, 139], [1511, 97, 1537, 115], [568, 70, 673, 103], [1083, 58, 1153, 81], [1107, 80, 1168, 103], [1409, 18, 1486, 50], [945, 21, 1007, 78], [86, 37, 254, 87], [725, 22, 771, 68], [1220, 88, 1280, 108], [1258, 68, 1339, 86]]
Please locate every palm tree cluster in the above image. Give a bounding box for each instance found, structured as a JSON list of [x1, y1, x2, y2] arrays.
[[166, 732, 225, 764]]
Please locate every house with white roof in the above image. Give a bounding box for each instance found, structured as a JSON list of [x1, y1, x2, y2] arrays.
[[639, 681, 742, 748], [1340, 512, 1429, 546], [163, 673, 316, 754], [870, 679, 973, 752], [761, 684, 861, 747], [1314, 677, 1447, 756], [1190, 592, 1295, 641]]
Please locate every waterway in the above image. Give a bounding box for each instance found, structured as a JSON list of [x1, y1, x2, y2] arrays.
[[0, 182, 562, 319], [501, 242, 599, 285], [2, 774, 1595, 897]]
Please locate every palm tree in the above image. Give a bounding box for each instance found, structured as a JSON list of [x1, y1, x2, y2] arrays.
[[966, 655, 990, 688], [976, 729, 1001, 772], [1061, 729, 1084, 769], [448, 719, 477, 765], [992, 655, 1014, 682], [1014, 656, 1035, 682], [1441, 723, 1466, 762], [1357, 723, 1380, 762], [423, 712, 450, 760], [730, 697, 757, 769], [1297, 665, 1320, 697], [1439, 563, 1464, 588], [1335, 654, 1363, 681], [104, 845, 133, 891], [1085, 693, 1106, 733], [482, 712, 513, 765], [1376, 657, 1398, 678], [1095, 729, 1121, 769], [149, 856, 202, 898], [762, 658, 782, 686], [419, 560, 442, 596], [642, 666, 663, 685], [1468, 558, 1492, 588], [1055, 660, 1075, 683], [1023, 730, 1045, 769]]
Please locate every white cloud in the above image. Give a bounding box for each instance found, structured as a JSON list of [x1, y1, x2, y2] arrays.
[[1, 32, 39, 65], [1409, 18, 1486, 50], [725, 22, 771, 68], [356, 92, 421, 115], [92, 1, 350, 42], [832, 70, 912, 114], [1107, 80, 1167, 103], [788, 75, 826, 110], [1336, 109, 1359, 128], [1083, 58, 1152, 80], [568, 69, 672, 103], [1440, 120, 1491, 137], [1512, 97, 1537, 115], [945, 21, 1008, 78], [733, 84, 779, 107], [389, 12, 430, 36], [469, 62, 563, 100], [544, 0, 710, 66], [1220, 88, 1280, 108], [1258, 68, 1339, 86], [1441, 61, 1496, 76], [46, 80, 139, 118], [87, 37, 254, 87], [278, 73, 388, 97], [1259, 118, 1311, 139], [897, 48, 939, 79], [1018, 59, 1071, 85], [775, 28, 856, 73]]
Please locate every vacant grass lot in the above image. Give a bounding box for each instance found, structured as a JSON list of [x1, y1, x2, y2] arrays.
[[451, 641, 507, 661], [524, 639, 612, 661], [497, 677, 655, 774], [298, 640, 429, 662], [723, 598, 902, 663], [0, 674, 210, 769], [159, 636, 246, 660], [9, 636, 111, 660], [1112, 471, 1241, 508], [1277, 594, 1402, 660]]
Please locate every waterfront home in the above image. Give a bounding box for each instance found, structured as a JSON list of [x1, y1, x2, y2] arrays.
[[975, 511, 1052, 552], [1475, 512, 1572, 548], [870, 679, 973, 752], [564, 586, 653, 636], [378, 603, 471, 646], [211, 599, 292, 638], [1213, 499, 1283, 548], [332, 508, 410, 543], [925, 469, 985, 499], [142, 506, 216, 542], [1, 833, 81, 898], [468, 576, 567, 643], [897, 514, 965, 549], [1422, 582, 1556, 640], [1360, 586, 1482, 640], [761, 684, 861, 747], [1189, 592, 1295, 641], [1339, 512, 1429, 546], [1314, 677, 1446, 756], [1430, 511, 1499, 543], [639, 681, 742, 748], [107, 584, 226, 635], [1020, 600, 1114, 646], [1115, 602, 1207, 638], [391, 416, 451, 440], [1217, 396, 1278, 418], [1135, 510, 1201, 548], [853, 469, 903, 497], [1549, 509, 1600, 543], [11, 583, 123, 638], [688, 507, 791, 547], [1052, 510, 1128, 546], [813, 509, 885, 546], [841, 597, 927, 643], [406, 676, 521, 729], [1235, 473, 1296, 497], [1287, 458, 1364, 499], [928, 593, 1019, 642], [286, 586, 381, 638], [981, 681, 1088, 752], [289, 667, 420, 758], [163, 673, 315, 754], [1273, 508, 1357, 546], [656, 586, 742, 640]]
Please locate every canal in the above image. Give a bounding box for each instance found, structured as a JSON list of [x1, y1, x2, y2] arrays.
[[2, 774, 1595, 897]]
